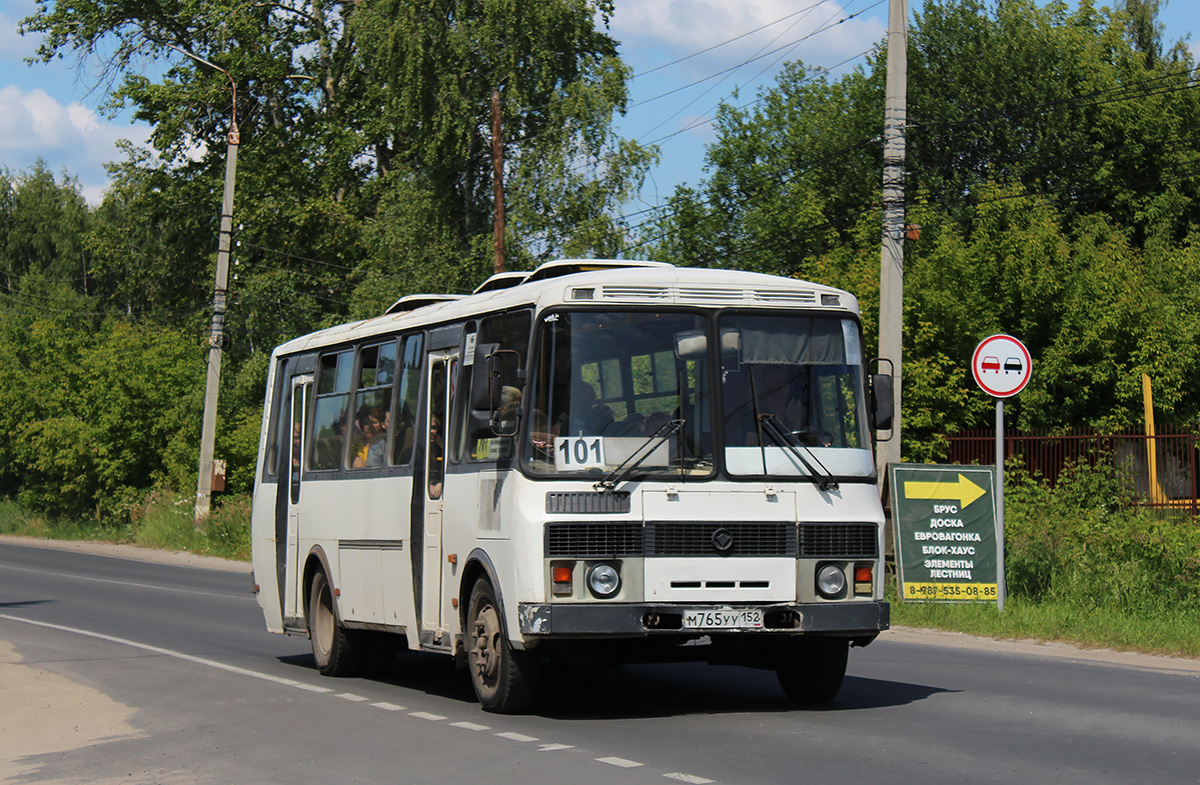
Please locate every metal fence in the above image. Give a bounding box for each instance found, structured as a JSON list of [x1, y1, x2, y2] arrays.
[[943, 427, 1200, 518]]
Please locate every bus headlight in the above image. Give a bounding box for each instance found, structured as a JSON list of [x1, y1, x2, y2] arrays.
[[816, 564, 847, 599], [586, 563, 621, 598]]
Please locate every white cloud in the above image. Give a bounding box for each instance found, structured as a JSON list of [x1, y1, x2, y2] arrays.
[[0, 84, 151, 204], [609, 0, 885, 74], [1, 1, 40, 63]]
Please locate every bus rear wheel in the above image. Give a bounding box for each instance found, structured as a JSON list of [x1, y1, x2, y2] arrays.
[[776, 637, 849, 704], [307, 570, 363, 677], [466, 578, 538, 713]]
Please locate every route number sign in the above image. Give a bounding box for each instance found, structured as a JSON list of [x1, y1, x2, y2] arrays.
[[972, 334, 1031, 398]]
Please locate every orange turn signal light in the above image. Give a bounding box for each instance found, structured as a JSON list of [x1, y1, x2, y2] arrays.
[[551, 562, 574, 596]]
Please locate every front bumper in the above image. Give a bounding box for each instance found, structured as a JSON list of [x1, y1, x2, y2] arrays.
[[518, 600, 889, 637]]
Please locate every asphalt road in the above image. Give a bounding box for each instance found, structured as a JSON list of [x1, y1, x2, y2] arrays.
[[2, 537, 1198, 785]]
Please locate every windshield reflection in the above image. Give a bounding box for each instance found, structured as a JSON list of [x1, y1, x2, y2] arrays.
[[525, 311, 712, 478], [523, 309, 873, 481]]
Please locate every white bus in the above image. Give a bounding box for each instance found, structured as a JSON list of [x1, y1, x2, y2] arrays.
[[250, 260, 893, 712]]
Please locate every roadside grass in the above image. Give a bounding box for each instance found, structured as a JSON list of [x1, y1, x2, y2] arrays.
[[0, 492, 251, 561], [888, 589, 1200, 659]]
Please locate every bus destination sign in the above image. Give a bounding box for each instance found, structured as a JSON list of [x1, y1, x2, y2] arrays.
[[890, 465, 999, 602]]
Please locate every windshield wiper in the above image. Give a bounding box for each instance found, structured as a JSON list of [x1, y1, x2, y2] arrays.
[[595, 419, 684, 491], [757, 414, 839, 492]]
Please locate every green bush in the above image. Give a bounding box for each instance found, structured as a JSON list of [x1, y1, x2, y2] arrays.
[[1005, 459, 1200, 613]]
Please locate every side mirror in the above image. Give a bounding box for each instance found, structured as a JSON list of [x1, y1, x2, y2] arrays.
[[469, 344, 521, 439], [674, 329, 706, 360], [870, 358, 894, 434], [470, 342, 502, 411]]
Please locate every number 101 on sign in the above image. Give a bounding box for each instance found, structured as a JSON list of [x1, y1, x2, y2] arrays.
[[555, 436, 606, 470]]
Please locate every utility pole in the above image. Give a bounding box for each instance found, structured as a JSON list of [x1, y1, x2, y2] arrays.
[[876, 0, 908, 493], [491, 86, 506, 275], [195, 112, 240, 524]]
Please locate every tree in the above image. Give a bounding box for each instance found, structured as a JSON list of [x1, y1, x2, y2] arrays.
[[21, 0, 655, 306], [0, 164, 91, 291], [647, 0, 1200, 445]]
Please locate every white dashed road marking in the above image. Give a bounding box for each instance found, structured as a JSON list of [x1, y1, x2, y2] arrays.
[[410, 711, 446, 721], [496, 731, 539, 742], [0, 612, 717, 784], [294, 682, 333, 693]]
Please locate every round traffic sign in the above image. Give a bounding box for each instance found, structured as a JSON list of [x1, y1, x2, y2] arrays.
[[972, 334, 1031, 398]]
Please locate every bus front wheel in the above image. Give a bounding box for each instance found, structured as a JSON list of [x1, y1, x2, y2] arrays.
[[776, 637, 849, 704], [307, 570, 363, 677], [466, 579, 538, 713]]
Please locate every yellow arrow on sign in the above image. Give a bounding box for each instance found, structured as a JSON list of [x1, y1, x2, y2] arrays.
[[904, 473, 987, 509]]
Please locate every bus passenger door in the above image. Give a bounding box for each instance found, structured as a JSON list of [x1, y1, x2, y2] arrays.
[[283, 375, 312, 624], [421, 353, 454, 634]]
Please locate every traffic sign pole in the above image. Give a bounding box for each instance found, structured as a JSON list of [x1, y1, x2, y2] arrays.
[[972, 333, 1030, 612], [995, 399, 1006, 612]]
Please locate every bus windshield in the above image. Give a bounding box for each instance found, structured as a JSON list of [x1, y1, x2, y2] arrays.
[[524, 308, 873, 481], [720, 312, 873, 479], [525, 310, 714, 478]]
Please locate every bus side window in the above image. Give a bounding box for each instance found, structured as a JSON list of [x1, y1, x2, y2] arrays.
[[310, 349, 354, 470], [469, 310, 532, 462], [263, 358, 289, 480], [392, 333, 424, 466], [349, 341, 396, 469]]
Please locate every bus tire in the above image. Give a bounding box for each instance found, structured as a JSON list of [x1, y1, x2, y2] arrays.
[[776, 637, 849, 704], [307, 570, 363, 677], [466, 578, 538, 713]]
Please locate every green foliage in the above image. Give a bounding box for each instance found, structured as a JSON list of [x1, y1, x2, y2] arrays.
[[0, 163, 91, 285], [0, 288, 204, 521], [1005, 460, 1200, 612], [21, 0, 654, 328], [130, 490, 251, 559], [8, 0, 656, 521], [648, 0, 1200, 441]]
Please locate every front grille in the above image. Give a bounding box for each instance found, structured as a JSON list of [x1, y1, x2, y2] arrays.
[[798, 523, 877, 558], [645, 522, 795, 557], [546, 522, 644, 557], [546, 491, 630, 514]]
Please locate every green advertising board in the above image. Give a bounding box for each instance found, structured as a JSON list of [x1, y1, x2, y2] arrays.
[[890, 464, 999, 603]]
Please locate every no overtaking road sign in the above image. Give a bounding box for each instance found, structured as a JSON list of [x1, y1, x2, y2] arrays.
[[972, 334, 1031, 398]]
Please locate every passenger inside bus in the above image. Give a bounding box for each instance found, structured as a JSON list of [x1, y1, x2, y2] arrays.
[[365, 408, 390, 467], [428, 415, 444, 497], [352, 404, 387, 468]]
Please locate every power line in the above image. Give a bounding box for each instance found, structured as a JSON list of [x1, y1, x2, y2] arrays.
[[629, 0, 840, 80]]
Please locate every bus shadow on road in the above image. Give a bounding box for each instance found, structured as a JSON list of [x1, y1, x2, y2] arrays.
[[534, 663, 957, 719], [279, 651, 954, 719]]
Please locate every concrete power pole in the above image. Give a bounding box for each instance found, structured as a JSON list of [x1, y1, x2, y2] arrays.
[[195, 127, 239, 524], [878, 0, 902, 499], [876, 0, 908, 494]]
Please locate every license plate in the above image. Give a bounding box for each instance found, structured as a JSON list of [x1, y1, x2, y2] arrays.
[[682, 608, 764, 630]]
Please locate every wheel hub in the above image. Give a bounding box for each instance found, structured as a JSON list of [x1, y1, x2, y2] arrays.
[[472, 603, 502, 682]]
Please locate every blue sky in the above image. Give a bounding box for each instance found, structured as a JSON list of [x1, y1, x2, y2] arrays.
[[1, 0, 1195, 208]]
